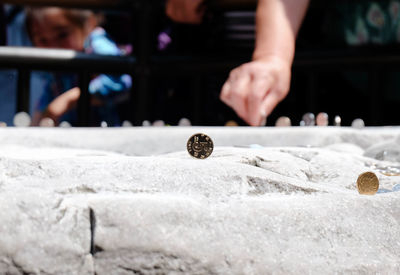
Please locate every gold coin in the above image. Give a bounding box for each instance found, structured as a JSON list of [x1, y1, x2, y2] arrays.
[[225, 120, 238, 127], [357, 172, 379, 195], [187, 133, 214, 159]]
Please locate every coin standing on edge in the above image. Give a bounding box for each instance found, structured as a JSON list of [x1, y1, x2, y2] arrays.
[[316, 112, 329, 126], [187, 133, 214, 159], [357, 171, 379, 195], [275, 116, 291, 127]]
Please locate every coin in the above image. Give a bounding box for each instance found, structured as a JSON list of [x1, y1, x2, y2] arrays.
[[59, 121, 71, 128], [316, 112, 328, 126], [178, 118, 192, 127], [187, 133, 214, 159], [39, 117, 55, 127], [302, 112, 315, 126], [142, 120, 151, 127], [334, 115, 341, 126], [225, 120, 238, 127], [275, 116, 291, 127], [152, 120, 165, 127], [357, 172, 379, 195], [351, 118, 365, 129], [122, 120, 133, 127], [13, 112, 31, 127]]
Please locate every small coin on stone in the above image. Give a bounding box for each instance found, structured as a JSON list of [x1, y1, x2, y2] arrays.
[[357, 171, 379, 195], [13, 112, 31, 127], [225, 120, 239, 127], [122, 120, 133, 127], [334, 115, 341, 126], [59, 121, 71, 128], [302, 113, 315, 126], [351, 118, 365, 129], [39, 117, 55, 127], [275, 116, 291, 127], [316, 112, 329, 126], [152, 120, 165, 127], [178, 118, 192, 127], [142, 120, 151, 127], [187, 133, 214, 159]]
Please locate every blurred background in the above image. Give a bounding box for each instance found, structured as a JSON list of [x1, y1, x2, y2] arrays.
[[1, 0, 400, 127]]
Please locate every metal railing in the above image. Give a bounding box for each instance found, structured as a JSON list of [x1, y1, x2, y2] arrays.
[[1, 0, 400, 126], [1, 0, 259, 126]]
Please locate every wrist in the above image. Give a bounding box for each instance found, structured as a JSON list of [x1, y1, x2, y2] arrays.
[[251, 53, 292, 68]]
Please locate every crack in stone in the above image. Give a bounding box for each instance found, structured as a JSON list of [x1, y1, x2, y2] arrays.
[[279, 149, 319, 162], [90, 208, 96, 256], [240, 155, 314, 183], [90, 208, 105, 258], [118, 265, 145, 274], [247, 176, 318, 195], [11, 259, 31, 275]]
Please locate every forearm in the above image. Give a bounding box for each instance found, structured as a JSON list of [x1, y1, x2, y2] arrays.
[[252, 0, 309, 64], [44, 87, 81, 123]]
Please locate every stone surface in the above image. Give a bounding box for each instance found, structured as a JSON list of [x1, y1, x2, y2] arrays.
[[0, 127, 399, 274]]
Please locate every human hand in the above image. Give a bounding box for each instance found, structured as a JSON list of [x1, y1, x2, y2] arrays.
[[43, 87, 81, 123], [220, 56, 291, 126], [165, 0, 206, 24]]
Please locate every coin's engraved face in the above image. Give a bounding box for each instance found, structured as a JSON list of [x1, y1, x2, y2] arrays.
[[187, 133, 214, 159], [357, 172, 379, 195]]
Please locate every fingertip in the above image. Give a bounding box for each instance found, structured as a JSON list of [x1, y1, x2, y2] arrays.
[[259, 116, 267, 127]]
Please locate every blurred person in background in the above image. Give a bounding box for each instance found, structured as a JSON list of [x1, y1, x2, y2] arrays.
[[220, 0, 309, 126], [168, 0, 400, 126], [165, 0, 310, 126], [25, 7, 132, 126], [0, 5, 48, 125]]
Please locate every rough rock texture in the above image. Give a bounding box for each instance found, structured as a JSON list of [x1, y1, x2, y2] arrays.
[[0, 127, 399, 274]]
